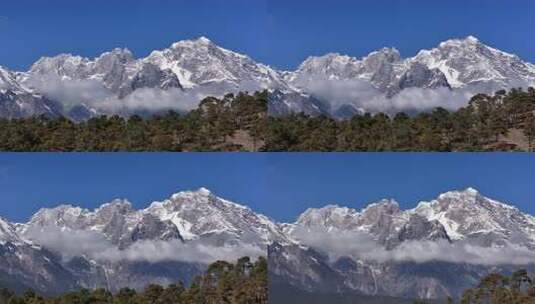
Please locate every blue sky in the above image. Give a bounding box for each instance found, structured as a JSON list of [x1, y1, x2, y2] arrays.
[[1, 0, 535, 71], [0, 153, 534, 223]]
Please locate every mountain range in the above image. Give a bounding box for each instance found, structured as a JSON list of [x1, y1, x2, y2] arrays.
[[2, 187, 535, 300], [1, 36, 534, 120], [0, 188, 283, 294]]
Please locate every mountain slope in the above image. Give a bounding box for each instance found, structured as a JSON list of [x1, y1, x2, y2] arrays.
[[0, 217, 79, 294], [0, 66, 62, 118]]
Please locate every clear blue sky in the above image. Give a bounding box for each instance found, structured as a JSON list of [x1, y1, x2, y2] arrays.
[[1, 0, 535, 71], [0, 153, 534, 223]]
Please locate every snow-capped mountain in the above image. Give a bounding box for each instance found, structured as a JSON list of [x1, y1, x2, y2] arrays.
[[145, 187, 287, 245], [413, 36, 535, 89], [1, 36, 535, 119], [144, 37, 287, 92], [271, 188, 535, 300], [1, 188, 281, 294], [413, 187, 535, 248]]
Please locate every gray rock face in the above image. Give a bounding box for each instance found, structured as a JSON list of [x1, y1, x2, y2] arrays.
[[129, 63, 182, 94], [398, 215, 450, 243], [267, 90, 329, 117], [398, 63, 451, 91], [130, 214, 183, 244], [269, 243, 490, 299]]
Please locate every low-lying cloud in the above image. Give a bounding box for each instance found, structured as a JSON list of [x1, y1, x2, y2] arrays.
[[24, 73, 534, 115], [25, 226, 264, 265], [26, 74, 207, 113], [294, 75, 535, 114], [95, 87, 204, 113], [294, 76, 478, 114], [292, 227, 535, 266], [27, 74, 113, 108]]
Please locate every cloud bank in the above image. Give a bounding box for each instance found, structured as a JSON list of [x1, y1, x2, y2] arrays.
[[26, 74, 206, 113], [294, 76, 480, 114], [25, 226, 264, 265], [24, 73, 534, 115], [292, 227, 535, 266]]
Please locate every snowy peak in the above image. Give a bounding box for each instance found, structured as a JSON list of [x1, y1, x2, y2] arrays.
[[296, 205, 360, 230], [97, 47, 135, 62], [147, 188, 285, 245], [146, 37, 285, 91], [438, 35, 481, 48], [362, 47, 402, 67], [413, 188, 535, 246], [414, 36, 535, 88], [27, 204, 88, 228], [295, 53, 360, 77], [170, 36, 217, 49]]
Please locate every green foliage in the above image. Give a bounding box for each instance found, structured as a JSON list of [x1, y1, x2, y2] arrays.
[[0, 257, 267, 304], [1, 88, 534, 151], [459, 269, 535, 304], [524, 114, 535, 151]]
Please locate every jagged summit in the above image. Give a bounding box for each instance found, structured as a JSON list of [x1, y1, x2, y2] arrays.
[[437, 187, 480, 199], [172, 36, 214, 47], [439, 35, 481, 47], [170, 187, 213, 199]]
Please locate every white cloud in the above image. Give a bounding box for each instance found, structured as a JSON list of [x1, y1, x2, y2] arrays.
[[94, 87, 204, 113], [26, 74, 206, 113], [25, 226, 264, 265], [26, 74, 113, 109], [292, 227, 535, 266], [294, 75, 534, 114]]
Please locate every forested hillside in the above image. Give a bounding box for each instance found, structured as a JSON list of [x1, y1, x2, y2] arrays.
[[411, 270, 535, 304], [456, 270, 535, 304], [0, 257, 267, 304], [1, 88, 534, 151]]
